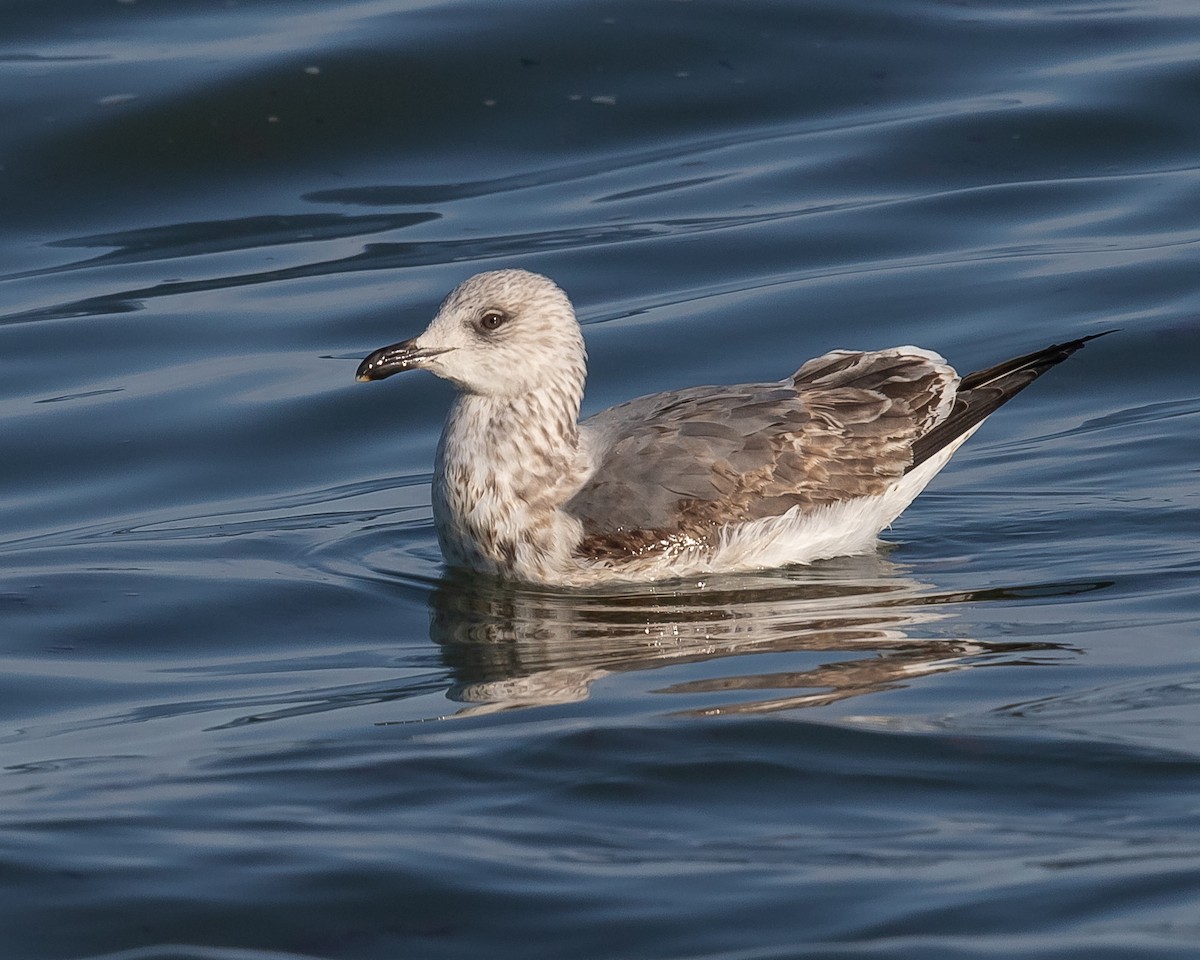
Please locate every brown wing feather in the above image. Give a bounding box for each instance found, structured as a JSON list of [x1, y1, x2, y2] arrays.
[[569, 334, 1109, 560], [569, 349, 958, 558]]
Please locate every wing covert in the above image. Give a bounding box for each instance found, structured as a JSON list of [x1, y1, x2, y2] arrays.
[[566, 348, 960, 557]]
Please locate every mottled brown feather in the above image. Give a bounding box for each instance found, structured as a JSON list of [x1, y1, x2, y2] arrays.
[[570, 334, 1112, 562], [569, 349, 957, 559]]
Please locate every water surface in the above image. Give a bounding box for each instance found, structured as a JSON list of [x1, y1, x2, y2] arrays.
[[2, 1, 1199, 958]]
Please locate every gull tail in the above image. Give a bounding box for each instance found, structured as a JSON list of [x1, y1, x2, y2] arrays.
[[909, 330, 1115, 470]]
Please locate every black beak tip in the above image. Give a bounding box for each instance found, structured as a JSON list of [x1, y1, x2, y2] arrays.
[[355, 338, 444, 383], [355, 343, 408, 382], [355, 359, 380, 382]]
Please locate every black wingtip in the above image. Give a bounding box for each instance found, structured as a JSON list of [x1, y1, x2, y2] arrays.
[[959, 328, 1116, 392], [910, 328, 1113, 470], [1056, 327, 1119, 353]]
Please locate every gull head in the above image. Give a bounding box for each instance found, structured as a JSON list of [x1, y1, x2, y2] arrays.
[[356, 269, 587, 398]]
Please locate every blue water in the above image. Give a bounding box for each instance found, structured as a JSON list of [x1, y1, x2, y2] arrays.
[[3, 1, 1199, 957]]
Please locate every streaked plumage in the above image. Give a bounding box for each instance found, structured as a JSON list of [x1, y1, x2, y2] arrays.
[[357, 269, 1105, 585]]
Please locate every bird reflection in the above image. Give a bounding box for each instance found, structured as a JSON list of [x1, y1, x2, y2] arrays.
[[428, 556, 1093, 718]]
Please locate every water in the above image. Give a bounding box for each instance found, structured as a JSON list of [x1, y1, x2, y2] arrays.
[[2, 0, 1199, 957]]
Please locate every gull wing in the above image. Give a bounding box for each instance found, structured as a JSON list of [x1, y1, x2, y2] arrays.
[[567, 348, 958, 556]]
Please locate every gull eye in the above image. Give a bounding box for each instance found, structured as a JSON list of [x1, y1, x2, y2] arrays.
[[478, 309, 508, 332]]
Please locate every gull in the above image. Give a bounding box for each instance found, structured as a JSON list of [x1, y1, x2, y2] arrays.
[[357, 269, 1106, 586]]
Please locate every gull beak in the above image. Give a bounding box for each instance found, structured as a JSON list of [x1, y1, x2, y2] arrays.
[[356, 338, 451, 382]]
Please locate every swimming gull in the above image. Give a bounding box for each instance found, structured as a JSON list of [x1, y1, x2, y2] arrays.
[[357, 269, 1107, 586]]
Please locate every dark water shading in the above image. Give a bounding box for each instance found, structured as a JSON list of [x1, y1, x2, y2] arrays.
[[2, 0, 1200, 958], [8, 719, 1200, 960]]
